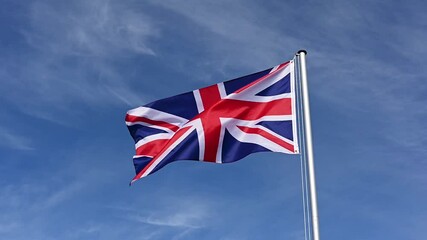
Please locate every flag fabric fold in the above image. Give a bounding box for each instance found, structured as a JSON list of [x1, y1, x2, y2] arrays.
[[126, 60, 299, 183]]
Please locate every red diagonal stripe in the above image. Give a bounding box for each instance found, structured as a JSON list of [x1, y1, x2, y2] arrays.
[[237, 126, 294, 152], [126, 114, 179, 132], [136, 139, 170, 157], [234, 61, 289, 94], [133, 126, 192, 181]]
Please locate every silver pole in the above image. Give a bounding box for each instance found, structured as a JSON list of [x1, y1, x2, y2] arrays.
[[297, 50, 320, 240]]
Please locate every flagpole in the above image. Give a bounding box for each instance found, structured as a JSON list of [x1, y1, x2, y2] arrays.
[[297, 50, 320, 240]]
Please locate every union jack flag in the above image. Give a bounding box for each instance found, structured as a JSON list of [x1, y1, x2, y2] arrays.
[[126, 60, 299, 183]]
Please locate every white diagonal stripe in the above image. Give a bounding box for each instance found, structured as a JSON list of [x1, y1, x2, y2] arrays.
[[127, 106, 188, 125]]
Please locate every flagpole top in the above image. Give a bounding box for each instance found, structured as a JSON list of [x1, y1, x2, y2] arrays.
[[297, 49, 307, 55]]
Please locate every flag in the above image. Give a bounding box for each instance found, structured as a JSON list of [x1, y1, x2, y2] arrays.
[[126, 60, 299, 183]]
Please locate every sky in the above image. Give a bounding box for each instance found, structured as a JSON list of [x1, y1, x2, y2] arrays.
[[0, 0, 426, 239]]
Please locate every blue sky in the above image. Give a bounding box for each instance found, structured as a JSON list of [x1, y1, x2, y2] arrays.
[[1, 0, 426, 239]]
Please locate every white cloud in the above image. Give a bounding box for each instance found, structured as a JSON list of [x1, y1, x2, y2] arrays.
[[123, 199, 209, 229], [129, 210, 204, 229], [151, 0, 302, 71], [0, 127, 34, 150], [0, 180, 83, 240], [37, 182, 83, 210], [26, 0, 158, 57], [0, 0, 158, 124]]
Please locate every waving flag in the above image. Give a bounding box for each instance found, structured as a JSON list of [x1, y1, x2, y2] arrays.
[[126, 60, 299, 183]]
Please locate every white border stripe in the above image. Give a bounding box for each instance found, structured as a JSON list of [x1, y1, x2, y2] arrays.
[[227, 64, 291, 102], [125, 121, 174, 133], [217, 82, 227, 99], [193, 90, 204, 113], [290, 60, 299, 153], [134, 154, 153, 158], [270, 65, 279, 73], [216, 126, 226, 163], [190, 119, 205, 161], [220, 117, 296, 151], [135, 133, 172, 149], [226, 124, 294, 154]]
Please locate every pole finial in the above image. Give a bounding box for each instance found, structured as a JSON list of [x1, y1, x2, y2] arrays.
[[297, 49, 308, 55]]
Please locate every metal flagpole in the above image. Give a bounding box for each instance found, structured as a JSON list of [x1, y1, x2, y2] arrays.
[[297, 50, 320, 240]]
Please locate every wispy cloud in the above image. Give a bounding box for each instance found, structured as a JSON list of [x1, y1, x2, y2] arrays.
[[151, 0, 302, 74], [0, 180, 83, 240], [37, 182, 83, 210], [0, 181, 82, 212], [284, 1, 427, 156], [92, 192, 220, 240], [0, 0, 158, 124], [0, 127, 34, 150], [25, 0, 158, 57], [114, 198, 209, 239], [128, 209, 205, 229]]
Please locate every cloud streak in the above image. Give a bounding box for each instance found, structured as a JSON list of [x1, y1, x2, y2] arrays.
[[0, 127, 34, 150], [0, 0, 158, 124], [25, 0, 158, 57], [151, 0, 302, 73]]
